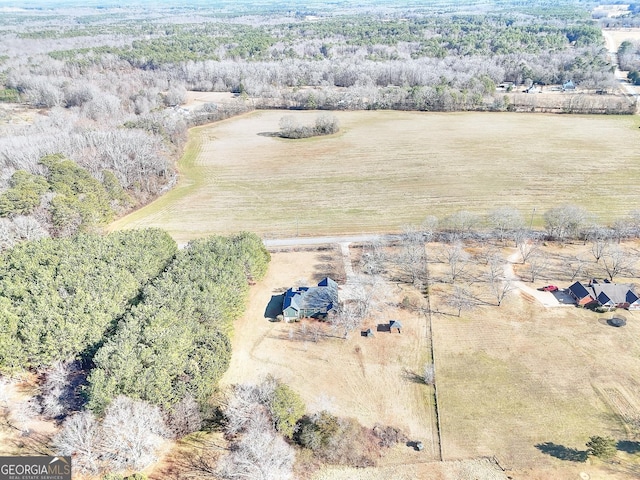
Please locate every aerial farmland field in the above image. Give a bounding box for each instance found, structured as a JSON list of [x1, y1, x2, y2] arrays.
[[110, 110, 640, 243]]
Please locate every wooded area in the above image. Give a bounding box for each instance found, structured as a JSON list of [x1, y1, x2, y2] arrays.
[[0, 0, 637, 237], [0, 231, 269, 408]]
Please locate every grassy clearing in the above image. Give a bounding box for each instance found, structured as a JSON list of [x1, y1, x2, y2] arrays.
[[110, 110, 640, 243], [604, 28, 640, 49], [427, 241, 640, 478], [220, 248, 438, 460]]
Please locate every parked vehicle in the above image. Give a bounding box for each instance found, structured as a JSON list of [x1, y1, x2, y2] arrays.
[[539, 285, 559, 292]]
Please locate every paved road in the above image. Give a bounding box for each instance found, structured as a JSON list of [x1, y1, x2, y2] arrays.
[[602, 30, 639, 100], [263, 233, 397, 247]]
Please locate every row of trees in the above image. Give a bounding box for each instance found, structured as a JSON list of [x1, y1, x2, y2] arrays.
[[87, 232, 270, 413], [0, 229, 177, 372], [384, 205, 640, 245]]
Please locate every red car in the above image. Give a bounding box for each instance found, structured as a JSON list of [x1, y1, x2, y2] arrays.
[[540, 285, 559, 292]]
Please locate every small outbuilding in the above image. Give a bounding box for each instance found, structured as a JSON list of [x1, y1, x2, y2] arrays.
[[389, 320, 402, 333], [362, 328, 374, 338]]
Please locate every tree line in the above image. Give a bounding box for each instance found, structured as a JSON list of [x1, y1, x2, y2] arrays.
[[0, 230, 269, 407], [87, 232, 270, 413], [0, 229, 271, 476], [0, 1, 631, 240]]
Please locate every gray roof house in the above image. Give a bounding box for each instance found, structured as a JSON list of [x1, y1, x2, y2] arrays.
[[282, 277, 339, 322], [592, 283, 640, 310], [568, 280, 640, 310], [389, 320, 403, 333]]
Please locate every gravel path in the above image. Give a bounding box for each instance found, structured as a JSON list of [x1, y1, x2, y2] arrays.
[[504, 250, 570, 308]]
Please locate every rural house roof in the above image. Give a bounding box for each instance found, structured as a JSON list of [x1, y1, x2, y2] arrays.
[[568, 281, 591, 300], [596, 291, 614, 307], [283, 277, 338, 318], [389, 320, 402, 329], [283, 286, 308, 311], [591, 283, 638, 306]]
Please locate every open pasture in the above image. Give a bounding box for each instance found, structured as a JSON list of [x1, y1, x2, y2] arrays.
[[221, 248, 438, 460], [220, 240, 640, 479], [604, 28, 640, 50], [109, 110, 640, 243], [425, 241, 640, 478]]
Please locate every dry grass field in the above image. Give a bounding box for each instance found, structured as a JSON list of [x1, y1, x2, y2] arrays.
[[427, 240, 640, 479], [109, 110, 640, 243], [217, 240, 640, 479], [221, 248, 438, 458], [604, 28, 640, 49]]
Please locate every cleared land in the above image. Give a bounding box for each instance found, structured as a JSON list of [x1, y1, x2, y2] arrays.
[[603, 28, 640, 50], [221, 248, 438, 459], [217, 240, 640, 479], [427, 240, 640, 478], [109, 110, 640, 243]]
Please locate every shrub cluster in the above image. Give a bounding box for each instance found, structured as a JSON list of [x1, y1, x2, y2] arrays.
[[278, 114, 339, 139]]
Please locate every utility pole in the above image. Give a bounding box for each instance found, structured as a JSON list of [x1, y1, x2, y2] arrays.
[[529, 207, 536, 232]]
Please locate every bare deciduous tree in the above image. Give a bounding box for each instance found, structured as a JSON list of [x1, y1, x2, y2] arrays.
[[330, 302, 364, 339], [12, 216, 48, 241], [101, 396, 168, 472], [442, 210, 479, 240], [9, 398, 41, 434], [446, 285, 475, 316], [395, 226, 427, 286], [360, 238, 386, 275], [423, 363, 435, 385], [611, 218, 629, 244], [421, 215, 439, 243], [590, 237, 610, 264], [487, 206, 524, 243], [567, 256, 587, 282], [516, 235, 539, 265], [217, 412, 295, 480], [39, 361, 81, 420], [164, 394, 202, 439], [602, 246, 635, 281], [443, 241, 469, 283], [223, 381, 276, 437], [489, 278, 513, 306], [53, 412, 103, 474], [543, 205, 588, 244], [526, 252, 549, 283]]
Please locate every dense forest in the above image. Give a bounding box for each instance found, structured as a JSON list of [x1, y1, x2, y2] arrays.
[[0, 228, 271, 476]]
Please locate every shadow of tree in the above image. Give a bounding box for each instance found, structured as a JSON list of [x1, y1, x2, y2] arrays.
[[264, 294, 284, 319], [401, 368, 425, 385], [617, 440, 640, 454], [535, 442, 587, 462]]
